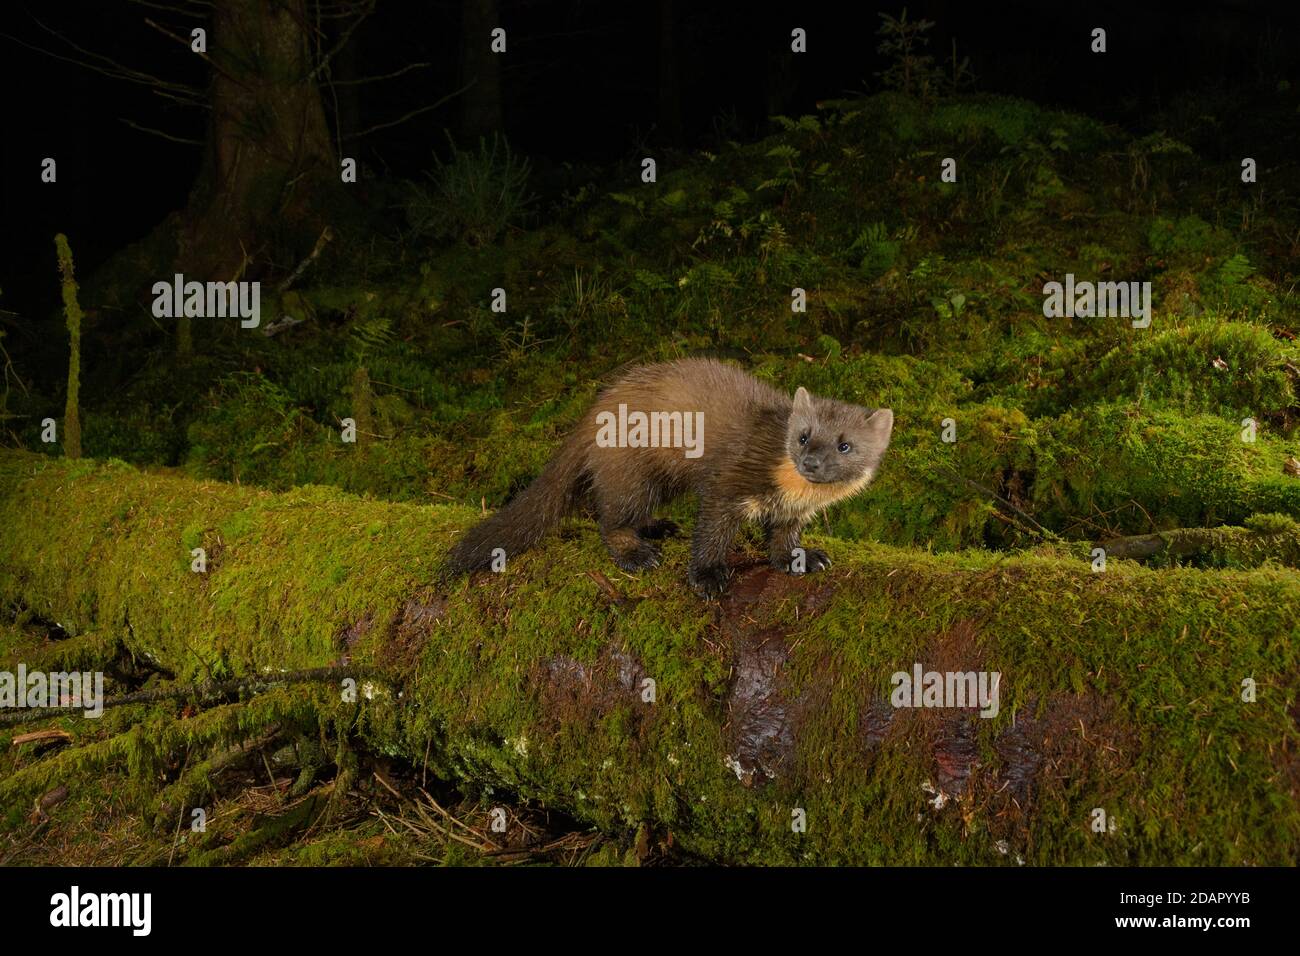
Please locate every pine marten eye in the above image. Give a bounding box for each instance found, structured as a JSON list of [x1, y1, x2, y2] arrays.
[[799, 432, 809, 445], [838, 441, 852, 454]]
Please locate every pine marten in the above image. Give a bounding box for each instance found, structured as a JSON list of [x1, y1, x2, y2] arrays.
[[446, 358, 894, 597]]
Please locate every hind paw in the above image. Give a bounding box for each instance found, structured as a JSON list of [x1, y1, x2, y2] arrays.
[[611, 539, 662, 572], [639, 519, 681, 540]]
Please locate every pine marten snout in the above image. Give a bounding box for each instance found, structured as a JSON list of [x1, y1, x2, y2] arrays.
[[446, 358, 894, 597]]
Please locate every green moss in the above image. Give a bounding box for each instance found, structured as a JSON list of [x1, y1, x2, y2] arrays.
[[2, 451, 1296, 865], [10, 78, 1300, 865], [54, 234, 83, 460], [1148, 214, 1222, 259], [1244, 511, 1299, 534], [1069, 320, 1296, 422]]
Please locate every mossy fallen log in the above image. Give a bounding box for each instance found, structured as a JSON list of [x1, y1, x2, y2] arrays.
[[1, 450, 1298, 865], [1096, 513, 1300, 567]]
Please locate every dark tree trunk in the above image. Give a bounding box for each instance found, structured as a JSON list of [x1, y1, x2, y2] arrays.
[[657, 0, 683, 145], [332, 19, 360, 147], [178, 0, 339, 279], [459, 0, 502, 142], [765, 50, 796, 120]]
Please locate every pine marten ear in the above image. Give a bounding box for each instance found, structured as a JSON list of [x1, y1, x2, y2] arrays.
[[793, 386, 814, 417], [863, 408, 894, 454]]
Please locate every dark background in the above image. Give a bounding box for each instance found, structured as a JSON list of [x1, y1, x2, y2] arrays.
[[2, 0, 1298, 319]]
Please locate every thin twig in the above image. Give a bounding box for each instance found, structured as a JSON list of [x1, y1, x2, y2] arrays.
[[119, 117, 202, 145], [127, 0, 212, 13], [952, 472, 1051, 538], [275, 226, 334, 294], [17, 17, 202, 94], [330, 61, 432, 86], [346, 80, 475, 139], [142, 17, 249, 89], [308, 0, 375, 81]]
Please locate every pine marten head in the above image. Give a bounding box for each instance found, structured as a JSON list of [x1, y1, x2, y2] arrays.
[[783, 386, 894, 491]]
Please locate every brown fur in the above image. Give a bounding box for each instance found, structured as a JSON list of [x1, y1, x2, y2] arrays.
[[446, 358, 894, 596]]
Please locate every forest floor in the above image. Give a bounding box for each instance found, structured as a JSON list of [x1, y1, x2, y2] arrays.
[[3, 86, 1300, 864]]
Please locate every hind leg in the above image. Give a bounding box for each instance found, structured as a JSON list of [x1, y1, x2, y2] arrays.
[[638, 518, 680, 540], [595, 490, 662, 572]]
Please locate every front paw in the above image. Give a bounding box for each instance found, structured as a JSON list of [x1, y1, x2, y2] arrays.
[[773, 547, 832, 574], [688, 563, 732, 598]]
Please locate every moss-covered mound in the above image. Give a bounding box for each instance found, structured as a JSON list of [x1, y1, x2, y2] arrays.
[[2, 451, 1296, 865], [11, 92, 1300, 562]]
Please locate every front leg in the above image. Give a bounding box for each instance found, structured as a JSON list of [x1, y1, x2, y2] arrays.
[[688, 499, 745, 598], [767, 518, 831, 574]]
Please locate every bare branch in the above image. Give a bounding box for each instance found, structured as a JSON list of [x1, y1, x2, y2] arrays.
[[314, 0, 370, 18], [0, 334, 31, 402], [119, 116, 203, 145], [308, 0, 376, 81], [4, 16, 202, 96], [143, 16, 248, 89], [125, 0, 212, 15], [329, 61, 432, 86], [346, 79, 476, 139], [151, 86, 210, 109], [275, 226, 334, 295]]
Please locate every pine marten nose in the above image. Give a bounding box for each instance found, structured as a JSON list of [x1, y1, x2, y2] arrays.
[[801, 455, 821, 473]]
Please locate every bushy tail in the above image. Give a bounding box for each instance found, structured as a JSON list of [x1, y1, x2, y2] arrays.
[[446, 437, 588, 572]]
